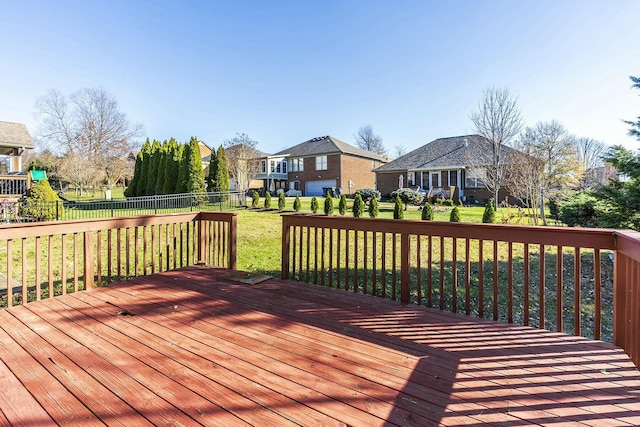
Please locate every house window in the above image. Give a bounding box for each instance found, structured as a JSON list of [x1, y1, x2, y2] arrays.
[[291, 158, 304, 172], [281, 161, 287, 173], [407, 171, 416, 186], [465, 168, 486, 188], [260, 160, 266, 173], [316, 155, 327, 171], [270, 160, 275, 173]]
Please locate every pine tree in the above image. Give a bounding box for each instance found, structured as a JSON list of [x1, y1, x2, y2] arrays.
[[421, 203, 434, 220], [264, 192, 272, 209], [215, 145, 231, 200], [154, 141, 168, 195], [146, 139, 162, 195], [482, 199, 496, 223], [293, 195, 301, 212], [176, 141, 190, 194], [137, 139, 152, 196], [207, 147, 218, 191], [352, 194, 364, 218], [338, 194, 347, 215], [163, 139, 181, 194], [278, 192, 286, 211], [186, 137, 207, 197], [450, 206, 461, 222], [393, 196, 404, 219], [368, 197, 379, 218], [324, 194, 334, 216], [310, 197, 319, 214], [125, 150, 143, 197], [252, 191, 260, 208]]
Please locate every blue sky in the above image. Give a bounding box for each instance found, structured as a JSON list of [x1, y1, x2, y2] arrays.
[[1, 0, 639, 154]]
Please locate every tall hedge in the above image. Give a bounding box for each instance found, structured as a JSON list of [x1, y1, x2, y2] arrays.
[[145, 139, 162, 196], [310, 196, 319, 214], [293, 195, 301, 212], [278, 192, 286, 211], [176, 141, 190, 194], [125, 150, 144, 197], [352, 194, 364, 218], [368, 198, 379, 218], [207, 146, 218, 191], [393, 196, 404, 219], [154, 141, 168, 195], [338, 194, 347, 215], [137, 139, 152, 196], [324, 194, 334, 216], [163, 139, 181, 194], [185, 137, 207, 197]]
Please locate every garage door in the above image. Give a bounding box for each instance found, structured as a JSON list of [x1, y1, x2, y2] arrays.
[[305, 180, 336, 197]]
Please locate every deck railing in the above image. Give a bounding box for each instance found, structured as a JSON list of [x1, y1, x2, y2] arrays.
[[0, 175, 28, 197], [0, 211, 237, 308], [281, 215, 640, 366]]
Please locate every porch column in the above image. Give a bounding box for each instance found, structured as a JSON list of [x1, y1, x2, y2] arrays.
[[457, 169, 463, 198]]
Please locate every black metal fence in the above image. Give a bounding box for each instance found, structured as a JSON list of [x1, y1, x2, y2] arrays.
[[0, 191, 247, 223]]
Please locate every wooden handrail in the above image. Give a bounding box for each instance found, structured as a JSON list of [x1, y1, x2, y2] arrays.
[[0, 212, 237, 308]]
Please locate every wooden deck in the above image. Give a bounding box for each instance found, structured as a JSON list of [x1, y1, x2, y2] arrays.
[[1, 266, 639, 426]]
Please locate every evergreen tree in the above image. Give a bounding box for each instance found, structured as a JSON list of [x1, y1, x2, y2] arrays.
[[145, 139, 162, 195], [176, 141, 190, 194], [338, 194, 347, 215], [278, 192, 286, 211], [125, 150, 144, 197], [207, 147, 218, 191], [352, 194, 364, 218], [324, 194, 334, 216], [450, 206, 461, 222], [163, 139, 181, 194], [154, 141, 168, 195], [186, 137, 207, 196], [482, 199, 496, 223], [310, 196, 319, 214], [393, 196, 404, 219], [421, 203, 434, 220], [252, 191, 260, 208], [293, 195, 301, 212], [368, 197, 379, 218], [264, 192, 272, 209], [215, 145, 231, 199], [137, 138, 152, 196]]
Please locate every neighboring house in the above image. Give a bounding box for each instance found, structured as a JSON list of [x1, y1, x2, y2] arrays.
[[0, 121, 35, 197], [256, 135, 388, 196], [375, 134, 521, 203]]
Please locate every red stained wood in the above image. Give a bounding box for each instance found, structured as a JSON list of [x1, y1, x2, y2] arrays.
[[1, 266, 640, 426]]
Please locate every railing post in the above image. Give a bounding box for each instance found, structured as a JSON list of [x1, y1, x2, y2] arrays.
[[281, 216, 290, 280], [84, 231, 95, 290], [197, 214, 206, 264], [228, 214, 237, 270], [400, 232, 410, 304]]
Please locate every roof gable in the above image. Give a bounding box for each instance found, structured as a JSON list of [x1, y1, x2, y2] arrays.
[[0, 121, 35, 151], [275, 136, 388, 162]]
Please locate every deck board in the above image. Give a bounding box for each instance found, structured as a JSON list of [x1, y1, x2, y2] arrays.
[[1, 265, 639, 426]]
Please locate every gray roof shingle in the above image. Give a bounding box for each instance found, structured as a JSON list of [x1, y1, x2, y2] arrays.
[[275, 135, 388, 162], [375, 134, 520, 172], [0, 121, 35, 151]]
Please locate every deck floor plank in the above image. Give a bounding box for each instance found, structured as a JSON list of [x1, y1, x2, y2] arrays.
[[1, 265, 640, 426]]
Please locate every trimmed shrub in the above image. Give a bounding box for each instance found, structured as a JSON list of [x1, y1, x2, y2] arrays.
[[390, 188, 424, 210], [293, 195, 301, 212], [310, 196, 319, 214], [20, 180, 63, 221], [393, 196, 404, 219], [368, 197, 379, 218], [482, 199, 496, 223], [450, 206, 461, 222], [355, 188, 381, 203], [264, 192, 272, 209], [251, 191, 260, 208], [338, 194, 347, 215], [352, 194, 364, 218], [324, 194, 334, 216], [444, 198, 454, 206], [421, 203, 434, 220], [278, 192, 286, 211]]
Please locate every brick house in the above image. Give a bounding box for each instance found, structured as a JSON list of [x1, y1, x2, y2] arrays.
[[256, 136, 388, 196], [375, 134, 522, 204]]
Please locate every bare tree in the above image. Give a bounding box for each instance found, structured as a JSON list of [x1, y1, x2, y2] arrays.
[[223, 133, 261, 191], [573, 137, 607, 187], [393, 144, 407, 158], [355, 125, 386, 156], [57, 154, 103, 197], [470, 87, 524, 208], [104, 156, 134, 190]]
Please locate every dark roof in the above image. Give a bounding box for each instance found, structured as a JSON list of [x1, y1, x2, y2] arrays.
[[375, 134, 521, 172], [275, 136, 388, 162], [0, 121, 35, 154]]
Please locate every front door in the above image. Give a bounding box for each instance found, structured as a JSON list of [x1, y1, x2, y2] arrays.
[[431, 172, 439, 188]]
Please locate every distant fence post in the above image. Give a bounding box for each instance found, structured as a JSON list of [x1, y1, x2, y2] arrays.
[[56, 201, 60, 221]]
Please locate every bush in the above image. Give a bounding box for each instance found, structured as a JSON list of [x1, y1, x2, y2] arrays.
[[338, 194, 347, 215], [393, 196, 404, 219], [421, 203, 434, 220], [352, 194, 364, 218], [354, 189, 381, 203], [278, 192, 286, 211], [559, 190, 617, 228], [293, 195, 301, 212], [324, 194, 334, 216], [450, 206, 461, 222], [482, 199, 495, 223], [251, 191, 259, 208], [390, 188, 424, 210], [310, 196, 319, 214], [20, 180, 63, 221], [264, 192, 272, 209], [368, 198, 379, 218], [444, 198, 454, 206], [435, 197, 444, 205]]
